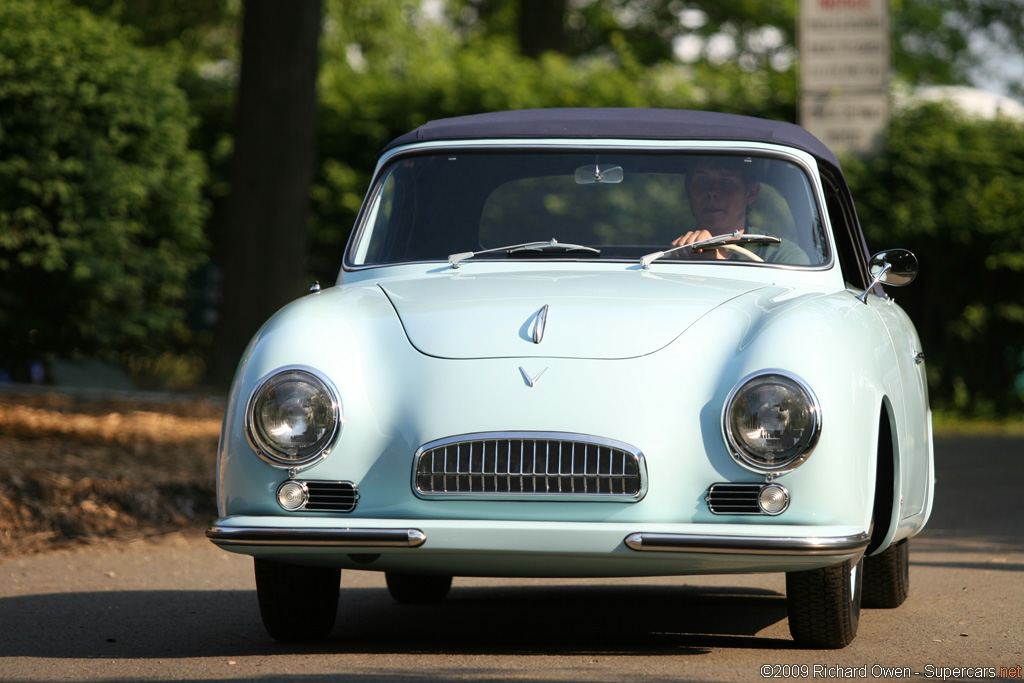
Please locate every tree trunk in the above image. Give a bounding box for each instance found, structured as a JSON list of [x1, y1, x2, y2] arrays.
[[211, 0, 322, 386], [518, 0, 567, 58]]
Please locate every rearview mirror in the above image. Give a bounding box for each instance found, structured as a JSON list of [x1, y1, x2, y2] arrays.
[[574, 164, 624, 184]]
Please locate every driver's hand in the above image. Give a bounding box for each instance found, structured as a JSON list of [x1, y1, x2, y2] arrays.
[[670, 230, 727, 259]]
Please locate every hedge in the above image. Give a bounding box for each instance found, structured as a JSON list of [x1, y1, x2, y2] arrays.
[[0, 0, 207, 377]]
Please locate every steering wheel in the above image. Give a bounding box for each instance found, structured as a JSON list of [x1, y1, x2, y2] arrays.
[[720, 244, 764, 262]]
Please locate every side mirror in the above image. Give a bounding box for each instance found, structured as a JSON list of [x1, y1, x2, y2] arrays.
[[857, 249, 918, 302]]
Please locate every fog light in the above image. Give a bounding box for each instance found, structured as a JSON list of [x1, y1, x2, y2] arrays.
[[758, 484, 789, 515], [277, 481, 308, 511]]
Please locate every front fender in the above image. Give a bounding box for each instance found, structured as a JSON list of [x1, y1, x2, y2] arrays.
[[676, 285, 901, 533], [216, 284, 411, 516]]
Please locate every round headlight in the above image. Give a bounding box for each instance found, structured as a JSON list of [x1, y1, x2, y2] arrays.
[[246, 368, 341, 469], [723, 371, 821, 474]]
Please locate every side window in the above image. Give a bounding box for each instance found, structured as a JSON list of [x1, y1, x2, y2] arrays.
[[353, 171, 397, 265], [822, 174, 868, 289]]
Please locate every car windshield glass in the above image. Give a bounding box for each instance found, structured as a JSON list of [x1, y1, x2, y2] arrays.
[[348, 151, 829, 267]]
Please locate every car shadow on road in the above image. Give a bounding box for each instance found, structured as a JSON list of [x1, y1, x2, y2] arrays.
[[0, 583, 793, 660]]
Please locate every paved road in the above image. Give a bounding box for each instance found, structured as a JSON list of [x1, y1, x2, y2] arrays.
[[2, 436, 1022, 682]]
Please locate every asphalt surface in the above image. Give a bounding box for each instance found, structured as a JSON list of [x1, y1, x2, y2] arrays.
[[1, 435, 1022, 682]]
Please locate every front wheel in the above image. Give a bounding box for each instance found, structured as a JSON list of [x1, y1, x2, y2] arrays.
[[254, 558, 340, 642], [786, 556, 863, 649], [863, 539, 910, 608]]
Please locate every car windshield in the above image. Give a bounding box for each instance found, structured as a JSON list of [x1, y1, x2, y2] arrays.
[[348, 151, 829, 267]]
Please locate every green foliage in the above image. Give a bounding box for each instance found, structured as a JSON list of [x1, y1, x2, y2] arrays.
[[845, 104, 1024, 415], [449, 0, 798, 69], [451, 0, 1024, 97], [0, 0, 208, 366], [890, 0, 970, 86], [892, 0, 1024, 97], [70, 0, 238, 56], [68, 0, 240, 262]]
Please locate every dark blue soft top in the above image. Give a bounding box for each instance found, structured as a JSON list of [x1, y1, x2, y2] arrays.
[[381, 108, 841, 172]]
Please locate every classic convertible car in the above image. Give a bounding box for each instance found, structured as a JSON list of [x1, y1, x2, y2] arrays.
[[208, 108, 934, 649]]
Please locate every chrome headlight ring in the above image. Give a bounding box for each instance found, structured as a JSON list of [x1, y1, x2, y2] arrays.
[[244, 366, 343, 471], [722, 370, 821, 475]]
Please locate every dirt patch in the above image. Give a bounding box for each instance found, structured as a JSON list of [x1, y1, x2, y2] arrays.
[[0, 391, 223, 555]]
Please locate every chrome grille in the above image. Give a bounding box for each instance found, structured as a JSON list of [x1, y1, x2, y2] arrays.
[[706, 483, 764, 515], [414, 432, 646, 500], [304, 481, 359, 512]]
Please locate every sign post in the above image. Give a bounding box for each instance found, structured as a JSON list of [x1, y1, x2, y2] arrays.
[[799, 0, 890, 155]]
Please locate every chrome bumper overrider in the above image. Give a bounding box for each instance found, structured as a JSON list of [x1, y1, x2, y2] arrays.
[[624, 532, 870, 556], [206, 526, 426, 548]]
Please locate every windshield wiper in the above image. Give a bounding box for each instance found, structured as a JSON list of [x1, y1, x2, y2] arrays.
[[640, 232, 781, 269], [507, 239, 600, 257], [449, 239, 600, 268]]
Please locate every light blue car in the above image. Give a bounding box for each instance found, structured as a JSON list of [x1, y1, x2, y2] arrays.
[[209, 108, 934, 648]]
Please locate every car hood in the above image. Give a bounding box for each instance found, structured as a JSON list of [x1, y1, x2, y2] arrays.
[[379, 270, 769, 360]]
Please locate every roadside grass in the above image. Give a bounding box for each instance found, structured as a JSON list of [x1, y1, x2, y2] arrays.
[[0, 391, 222, 555], [932, 411, 1024, 437]]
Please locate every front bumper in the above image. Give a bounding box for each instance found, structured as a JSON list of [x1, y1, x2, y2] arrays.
[[208, 517, 868, 577], [207, 525, 427, 548]]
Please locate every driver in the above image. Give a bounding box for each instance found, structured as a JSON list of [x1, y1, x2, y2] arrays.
[[672, 157, 808, 264]]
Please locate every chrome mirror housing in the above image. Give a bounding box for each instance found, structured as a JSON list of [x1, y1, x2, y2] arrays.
[[857, 249, 918, 302]]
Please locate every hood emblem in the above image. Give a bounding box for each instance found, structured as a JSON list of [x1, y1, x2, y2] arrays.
[[533, 304, 549, 344], [519, 366, 548, 388]]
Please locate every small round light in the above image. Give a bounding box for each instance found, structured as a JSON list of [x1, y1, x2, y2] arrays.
[[723, 371, 821, 474], [277, 481, 309, 511], [758, 484, 790, 515]]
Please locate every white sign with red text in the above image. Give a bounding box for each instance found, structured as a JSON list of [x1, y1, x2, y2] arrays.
[[799, 0, 890, 154]]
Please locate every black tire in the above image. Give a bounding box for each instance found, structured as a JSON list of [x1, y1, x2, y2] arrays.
[[786, 556, 863, 649], [385, 573, 453, 604], [863, 539, 909, 608], [254, 558, 340, 642]]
